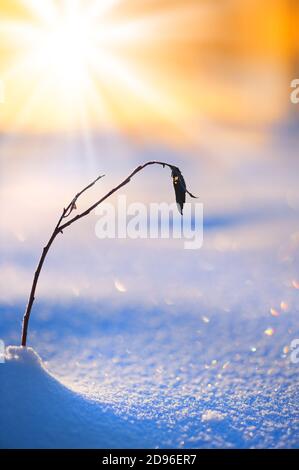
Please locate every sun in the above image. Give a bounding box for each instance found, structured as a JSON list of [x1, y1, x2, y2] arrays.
[[0, 1, 169, 134], [41, 14, 93, 84], [1, 0, 205, 137], [0, 2, 125, 130], [28, 9, 97, 101], [0, 0, 293, 140]]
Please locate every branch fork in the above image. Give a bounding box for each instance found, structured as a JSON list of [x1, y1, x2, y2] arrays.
[[21, 162, 196, 346]]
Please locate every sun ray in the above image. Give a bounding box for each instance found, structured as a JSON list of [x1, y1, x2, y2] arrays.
[[19, 0, 58, 26], [1, 0, 196, 138], [86, 75, 121, 132], [0, 0, 232, 143], [0, 19, 42, 45], [77, 99, 97, 172], [0, 73, 54, 153], [85, 0, 122, 23], [91, 2, 218, 46], [90, 50, 187, 130]]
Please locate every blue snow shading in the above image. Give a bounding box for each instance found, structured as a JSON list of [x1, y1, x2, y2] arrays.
[[1, 293, 298, 448], [0, 347, 163, 448], [0, 129, 299, 448]]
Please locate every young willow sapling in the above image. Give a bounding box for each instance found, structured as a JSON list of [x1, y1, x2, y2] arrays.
[[21, 161, 197, 347]]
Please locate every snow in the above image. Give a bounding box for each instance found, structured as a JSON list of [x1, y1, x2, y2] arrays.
[[0, 130, 299, 448], [0, 346, 161, 448], [1, 272, 298, 449], [201, 410, 226, 422]]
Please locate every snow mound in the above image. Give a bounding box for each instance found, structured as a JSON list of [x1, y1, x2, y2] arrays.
[[0, 346, 159, 448], [5, 346, 43, 366]]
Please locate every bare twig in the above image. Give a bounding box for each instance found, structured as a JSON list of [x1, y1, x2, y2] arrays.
[[58, 161, 175, 232], [21, 161, 195, 346], [21, 174, 105, 347]]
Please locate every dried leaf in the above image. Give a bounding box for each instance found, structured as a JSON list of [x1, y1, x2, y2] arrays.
[[170, 166, 197, 214]]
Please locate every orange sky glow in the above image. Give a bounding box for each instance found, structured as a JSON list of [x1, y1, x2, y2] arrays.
[[0, 0, 297, 141]]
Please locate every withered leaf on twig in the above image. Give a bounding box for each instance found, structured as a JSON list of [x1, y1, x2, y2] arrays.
[[21, 161, 196, 346], [170, 166, 197, 215]]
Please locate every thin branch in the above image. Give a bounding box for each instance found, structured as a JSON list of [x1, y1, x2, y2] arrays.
[[21, 161, 193, 347], [62, 174, 105, 219], [59, 161, 173, 232], [21, 174, 105, 346]]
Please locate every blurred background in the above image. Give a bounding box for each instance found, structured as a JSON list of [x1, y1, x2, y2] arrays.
[[0, 0, 298, 448], [0, 0, 298, 303]]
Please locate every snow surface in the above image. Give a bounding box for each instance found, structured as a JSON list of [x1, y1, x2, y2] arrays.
[[0, 131, 299, 448], [0, 346, 161, 448], [1, 262, 299, 449]]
